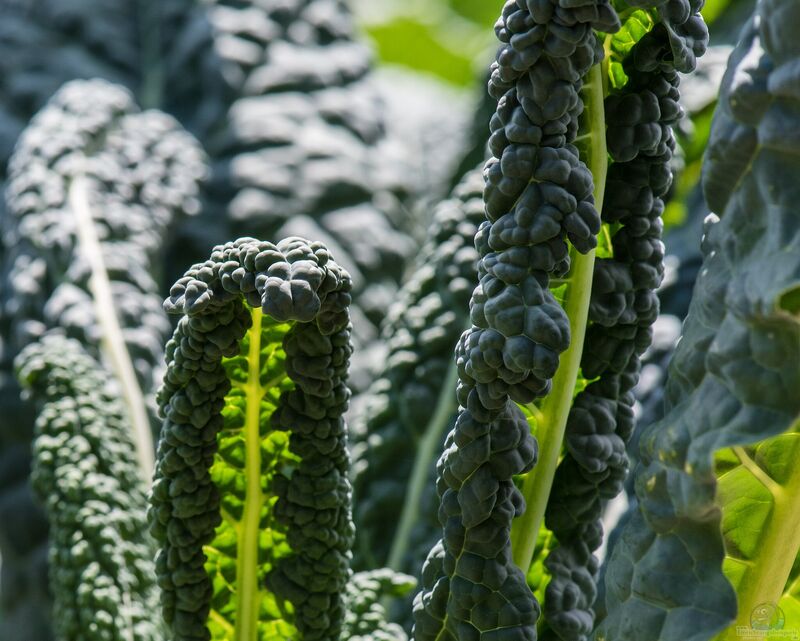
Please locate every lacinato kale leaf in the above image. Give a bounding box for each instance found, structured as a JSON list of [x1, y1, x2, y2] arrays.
[[413, 1, 622, 639], [342, 569, 417, 641], [0, 15, 208, 633], [149, 237, 354, 641], [350, 167, 485, 577], [3, 77, 206, 475], [15, 333, 162, 641], [597, 1, 800, 639], [0, 78, 205, 640]]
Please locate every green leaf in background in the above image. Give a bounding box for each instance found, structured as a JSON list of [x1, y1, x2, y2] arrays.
[[701, 0, 756, 32], [702, 0, 731, 22], [445, 0, 500, 26], [149, 238, 354, 641], [352, 0, 495, 86], [365, 16, 485, 87], [365, 18, 478, 87]]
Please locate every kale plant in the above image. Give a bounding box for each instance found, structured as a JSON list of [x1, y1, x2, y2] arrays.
[[0, 1, 799, 641], [0, 1, 418, 636]]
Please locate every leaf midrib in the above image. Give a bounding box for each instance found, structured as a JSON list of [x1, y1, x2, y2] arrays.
[[69, 175, 155, 480], [235, 307, 265, 641], [510, 58, 609, 574]]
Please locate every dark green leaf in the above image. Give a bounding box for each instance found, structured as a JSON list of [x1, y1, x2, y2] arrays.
[[15, 334, 162, 641], [150, 237, 354, 641]]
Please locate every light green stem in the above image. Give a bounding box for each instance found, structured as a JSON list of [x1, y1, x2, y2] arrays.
[[235, 307, 264, 641], [387, 361, 460, 571], [70, 176, 155, 480], [510, 61, 609, 574]]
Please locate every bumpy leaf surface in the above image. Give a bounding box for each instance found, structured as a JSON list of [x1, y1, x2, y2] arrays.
[[350, 168, 485, 578], [413, 1, 621, 639], [15, 334, 161, 641], [597, 1, 800, 638], [149, 237, 353, 641], [342, 569, 417, 641], [599, 44, 733, 605], [541, 2, 706, 638], [3, 79, 205, 403]]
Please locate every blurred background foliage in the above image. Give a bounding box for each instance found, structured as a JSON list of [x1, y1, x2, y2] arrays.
[[352, 0, 498, 88], [353, 0, 755, 236], [352, 0, 754, 89]]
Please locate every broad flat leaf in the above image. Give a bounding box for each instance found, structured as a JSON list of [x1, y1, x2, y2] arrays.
[[597, 2, 800, 640]]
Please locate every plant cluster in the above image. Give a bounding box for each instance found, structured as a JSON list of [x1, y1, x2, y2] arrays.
[[0, 1, 798, 641]]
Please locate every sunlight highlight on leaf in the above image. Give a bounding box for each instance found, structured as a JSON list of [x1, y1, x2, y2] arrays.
[[607, 10, 655, 89]]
